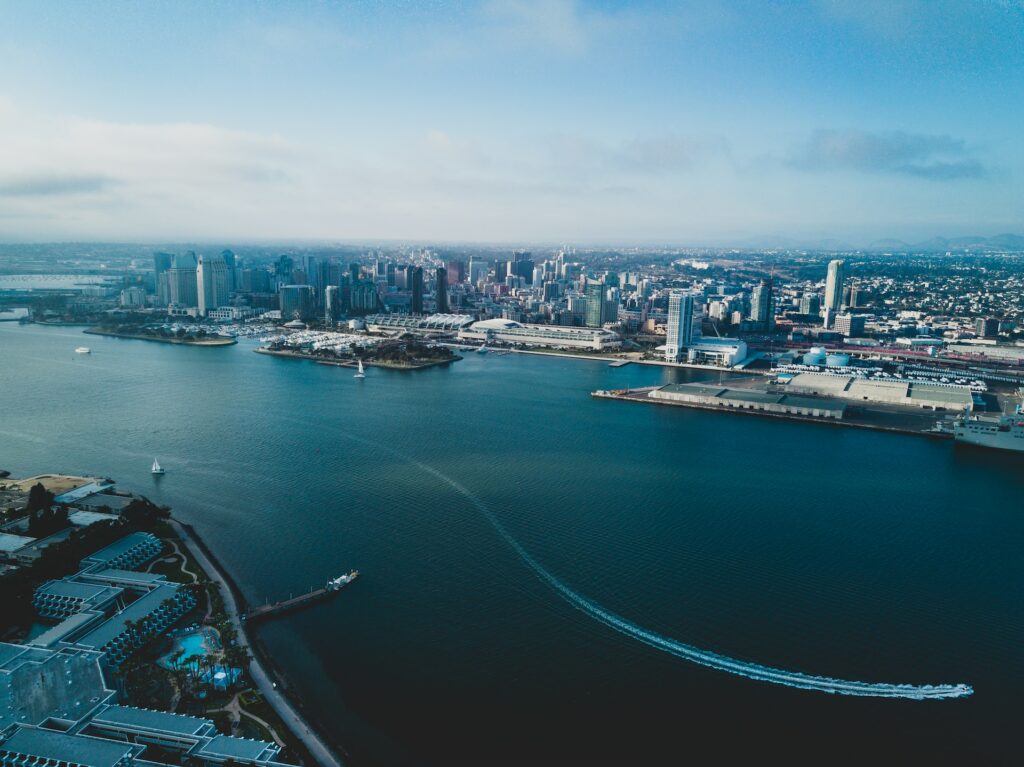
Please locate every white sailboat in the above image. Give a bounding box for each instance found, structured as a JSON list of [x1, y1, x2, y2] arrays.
[[476, 343, 488, 354], [354, 359, 366, 379], [151, 458, 165, 475]]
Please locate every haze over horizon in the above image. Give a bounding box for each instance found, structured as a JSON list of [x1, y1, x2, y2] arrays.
[[0, 0, 1021, 244]]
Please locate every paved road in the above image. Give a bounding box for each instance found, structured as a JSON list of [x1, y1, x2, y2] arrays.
[[170, 519, 345, 767]]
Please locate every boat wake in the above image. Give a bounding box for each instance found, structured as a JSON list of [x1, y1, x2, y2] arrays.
[[345, 434, 972, 700]]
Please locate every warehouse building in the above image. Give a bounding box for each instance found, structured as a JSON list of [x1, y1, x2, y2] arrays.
[[650, 383, 846, 419], [780, 372, 974, 411]]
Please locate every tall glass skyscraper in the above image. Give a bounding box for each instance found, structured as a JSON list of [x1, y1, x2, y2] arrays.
[[665, 291, 701, 362]]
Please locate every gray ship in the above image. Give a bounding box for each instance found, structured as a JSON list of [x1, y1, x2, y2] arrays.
[[954, 406, 1024, 453]]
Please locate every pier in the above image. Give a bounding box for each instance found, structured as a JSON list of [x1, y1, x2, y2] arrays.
[[244, 572, 359, 623]]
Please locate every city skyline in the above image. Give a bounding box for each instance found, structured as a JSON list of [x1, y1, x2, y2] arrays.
[[1, 0, 1022, 244]]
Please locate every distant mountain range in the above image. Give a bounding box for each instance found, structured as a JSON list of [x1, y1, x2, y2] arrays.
[[723, 233, 1024, 252], [865, 233, 1024, 252]]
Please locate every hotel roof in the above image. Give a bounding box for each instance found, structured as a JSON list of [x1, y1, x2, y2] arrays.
[[194, 734, 279, 762], [0, 532, 35, 553], [73, 584, 182, 651], [0, 728, 139, 767], [81, 532, 158, 566], [36, 579, 120, 602], [92, 705, 212, 737]]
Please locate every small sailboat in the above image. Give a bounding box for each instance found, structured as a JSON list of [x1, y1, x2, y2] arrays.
[[476, 343, 488, 354], [151, 458, 165, 475], [354, 359, 366, 379]]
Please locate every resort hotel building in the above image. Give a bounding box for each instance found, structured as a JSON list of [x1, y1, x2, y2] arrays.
[[0, 532, 300, 767]]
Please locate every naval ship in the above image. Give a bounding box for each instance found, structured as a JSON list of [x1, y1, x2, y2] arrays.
[[954, 405, 1024, 453]]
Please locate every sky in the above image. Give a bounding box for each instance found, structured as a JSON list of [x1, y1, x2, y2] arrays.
[[0, 0, 1021, 246]]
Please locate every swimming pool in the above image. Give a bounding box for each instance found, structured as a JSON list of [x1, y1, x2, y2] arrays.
[[160, 628, 220, 669]]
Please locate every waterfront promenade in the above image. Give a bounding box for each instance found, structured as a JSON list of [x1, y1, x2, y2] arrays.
[[169, 519, 346, 767]]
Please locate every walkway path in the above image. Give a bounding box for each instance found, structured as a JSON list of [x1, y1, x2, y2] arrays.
[[169, 519, 345, 767], [210, 693, 288, 748], [147, 539, 200, 584]]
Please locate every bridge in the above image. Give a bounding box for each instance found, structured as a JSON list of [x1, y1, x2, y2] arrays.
[[243, 572, 358, 623]]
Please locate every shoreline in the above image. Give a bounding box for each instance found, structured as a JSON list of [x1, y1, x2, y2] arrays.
[[84, 328, 237, 346], [445, 344, 766, 375], [593, 389, 953, 440], [255, 345, 461, 370], [170, 518, 348, 767]]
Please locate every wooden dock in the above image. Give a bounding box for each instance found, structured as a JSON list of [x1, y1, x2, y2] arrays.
[[243, 573, 358, 623]]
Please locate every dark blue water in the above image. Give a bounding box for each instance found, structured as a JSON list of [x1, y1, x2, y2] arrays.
[[2, 323, 1021, 764]]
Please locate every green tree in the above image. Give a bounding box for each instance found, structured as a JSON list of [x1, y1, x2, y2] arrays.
[[26, 482, 54, 511]]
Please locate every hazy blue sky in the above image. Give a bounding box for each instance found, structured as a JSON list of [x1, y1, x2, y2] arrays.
[[0, 0, 1021, 244]]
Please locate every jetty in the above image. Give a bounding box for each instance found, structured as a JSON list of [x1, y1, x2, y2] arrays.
[[243, 571, 359, 623]]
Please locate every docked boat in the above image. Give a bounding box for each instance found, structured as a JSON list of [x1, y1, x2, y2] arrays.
[[75, 347, 91, 354], [354, 359, 366, 379], [476, 343, 488, 354], [326, 570, 359, 590], [151, 458, 165, 475], [953, 407, 1024, 453]]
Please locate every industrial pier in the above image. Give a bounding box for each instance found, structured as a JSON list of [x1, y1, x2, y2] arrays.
[[593, 384, 956, 439]]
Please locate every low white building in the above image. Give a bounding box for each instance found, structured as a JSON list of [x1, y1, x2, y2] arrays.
[[459, 319, 622, 351], [685, 339, 748, 367]]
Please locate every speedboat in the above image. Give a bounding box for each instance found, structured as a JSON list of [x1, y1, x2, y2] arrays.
[[75, 347, 91, 354]]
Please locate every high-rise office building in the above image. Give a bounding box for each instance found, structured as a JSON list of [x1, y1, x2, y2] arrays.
[[492, 260, 509, 284], [446, 260, 466, 285], [468, 257, 488, 286], [325, 286, 340, 322], [834, 313, 866, 337], [350, 281, 379, 314], [274, 255, 294, 287], [976, 317, 999, 338], [279, 285, 315, 321], [153, 253, 173, 305], [604, 287, 620, 325], [824, 259, 846, 320], [220, 250, 236, 293], [435, 267, 449, 313], [411, 267, 424, 314], [749, 279, 774, 328], [584, 280, 605, 327], [168, 252, 198, 308], [196, 253, 229, 316], [510, 258, 534, 285], [665, 292, 702, 362], [799, 293, 821, 316]]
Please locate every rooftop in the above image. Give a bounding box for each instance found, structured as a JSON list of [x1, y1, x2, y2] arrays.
[[0, 532, 35, 553], [0, 728, 138, 767], [73, 584, 182, 651], [91, 705, 212, 737], [193, 734, 279, 762], [81, 532, 159, 567]]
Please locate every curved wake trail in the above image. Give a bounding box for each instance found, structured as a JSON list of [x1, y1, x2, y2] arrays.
[[344, 433, 972, 700]]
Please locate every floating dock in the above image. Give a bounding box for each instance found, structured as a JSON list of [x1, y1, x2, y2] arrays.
[[608, 360, 632, 367], [244, 572, 358, 623]]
